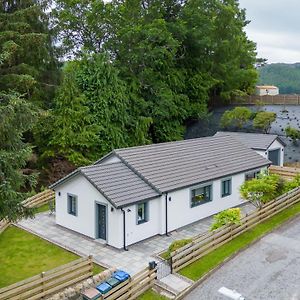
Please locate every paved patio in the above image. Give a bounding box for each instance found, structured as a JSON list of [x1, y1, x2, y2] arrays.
[[17, 203, 254, 277]]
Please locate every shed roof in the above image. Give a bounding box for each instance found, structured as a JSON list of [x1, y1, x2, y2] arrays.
[[214, 131, 285, 151]]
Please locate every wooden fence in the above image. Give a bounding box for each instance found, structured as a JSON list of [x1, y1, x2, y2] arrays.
[[170, 187, 300, 273], [0, 256, 93, 300], [269, 165, 300, 181], [0, 189, 55, 234], [231, 94, 300, 105], [100, 267, 157, 300], [22, 189, 55, 208], [0, 219, 10, 234]]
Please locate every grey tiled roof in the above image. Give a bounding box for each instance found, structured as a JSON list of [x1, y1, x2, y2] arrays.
[[109, 135, 271, 193], [214, 131, 285, 150], [51, 136, 271, 207], [50, 162, 160, 208]]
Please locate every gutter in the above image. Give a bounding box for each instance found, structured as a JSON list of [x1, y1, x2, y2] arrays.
[[121, 208, 128, 251]]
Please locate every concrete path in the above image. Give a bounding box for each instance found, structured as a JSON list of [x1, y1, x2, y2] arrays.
[[17, 203, 254, 277], [184, 215, 300, 300]]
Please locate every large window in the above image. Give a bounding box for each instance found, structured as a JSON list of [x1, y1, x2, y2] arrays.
[[221, 178, 232, 197], [191, 184, 212, 207], [67, 194, 77, 216], [137, 202, 148, 224]]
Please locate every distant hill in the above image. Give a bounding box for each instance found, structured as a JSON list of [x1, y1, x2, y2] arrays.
[[258, 63, 300, 94]]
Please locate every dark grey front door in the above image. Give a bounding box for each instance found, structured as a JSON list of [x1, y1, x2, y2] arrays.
[[96, 204, 106, 240], [268, 149, 280, 166]]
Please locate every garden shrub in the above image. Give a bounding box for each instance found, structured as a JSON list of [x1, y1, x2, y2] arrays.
[[283, 174, 300, 193], [163, 238, 192, 260], [240, 174, 282, 208], [210, 208, 241, 231]]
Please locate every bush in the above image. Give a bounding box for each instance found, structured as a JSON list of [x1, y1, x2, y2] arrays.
[[210, 208, 241, 231], [220, 107, 252, 129], [285, 126, 300, 144], [283, 174, 300, 193], [162, 238, 192, 260], [240, 174, 282, 208], [253, 111, 276, 133]]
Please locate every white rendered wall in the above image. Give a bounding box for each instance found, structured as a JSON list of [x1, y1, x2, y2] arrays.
[[55, 174, 123, 249], [166, 173, 245, 232], [122, 197, 163, 247]]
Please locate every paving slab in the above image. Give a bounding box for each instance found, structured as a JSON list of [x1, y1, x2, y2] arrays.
[[17, 202, 254, 277]]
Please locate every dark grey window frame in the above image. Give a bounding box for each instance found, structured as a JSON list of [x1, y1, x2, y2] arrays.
[[137, 202, 149, 225], [190, 183, 213, 208], [245, 169, 261, 181], [67, 193, 77, 216], [221, 178, 232, 197]]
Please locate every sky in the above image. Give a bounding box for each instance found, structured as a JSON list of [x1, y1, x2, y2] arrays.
[[239, 0, 300, 64]]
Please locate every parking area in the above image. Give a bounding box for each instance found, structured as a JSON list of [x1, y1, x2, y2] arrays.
[[185, 215, 300, 300]]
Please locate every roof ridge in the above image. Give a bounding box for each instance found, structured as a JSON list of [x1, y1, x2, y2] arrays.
[[114, 136, 220, 152], [81, 161, 122, 170], [216, 131, 278, 137], [113, 152, 162, 195]]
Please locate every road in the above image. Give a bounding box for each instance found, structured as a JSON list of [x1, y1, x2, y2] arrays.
[[185, 215, 300, 300]]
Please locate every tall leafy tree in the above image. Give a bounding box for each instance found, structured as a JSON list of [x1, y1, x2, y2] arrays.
[[75, 53, 152, 153], [43, 62, 100, 166], [0, 91, 36, 221], [0, 0, 59, 108], [53, 0, 258, 143]]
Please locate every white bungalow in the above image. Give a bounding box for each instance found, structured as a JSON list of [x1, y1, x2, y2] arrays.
[[50, 136, 270, 249]]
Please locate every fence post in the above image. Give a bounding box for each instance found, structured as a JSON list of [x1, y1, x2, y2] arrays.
[[170, 256, 173, 274], [41, 271, 45, 295], [88, 255, 93, 275]]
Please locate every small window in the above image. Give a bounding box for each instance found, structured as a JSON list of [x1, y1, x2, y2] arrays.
[[68, 194, 77, 216], [245, 170, 261, 181], [221, 179, 232, 197], [137, 202, 148, 224], [191, 184, 212, 207]]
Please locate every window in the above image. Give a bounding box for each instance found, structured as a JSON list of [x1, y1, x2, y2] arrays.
[[137, 202, 148, 224], [245, 170, 261, 181], [68, 194, 77, 216], [221, 178, 232, 197], [191, 184, 212, 207]]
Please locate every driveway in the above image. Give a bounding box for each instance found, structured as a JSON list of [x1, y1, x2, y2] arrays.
[[185, 215, 300, 300]]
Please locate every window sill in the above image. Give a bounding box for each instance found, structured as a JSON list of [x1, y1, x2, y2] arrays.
[[68, 212, 77, 216], [191, 200, 212, 208], [222, 193, 231, 198], [137, 220, 148, 225]]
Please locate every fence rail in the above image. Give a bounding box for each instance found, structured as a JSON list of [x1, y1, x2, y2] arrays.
[[22, 189, 55, 208], [0, 256, 93, 300], [0, 189, 55, 234], [0, 219, 10, 234], [231, 94, 300, 105], [171, 187, 300, 273], [100, 267, 157, 300], [269, 165, 300, 181]]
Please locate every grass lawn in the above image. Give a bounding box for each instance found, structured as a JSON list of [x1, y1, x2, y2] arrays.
[[179, 201, 300, 281], [138, 290, 168, 300], [34, 203, 50, 214], [0, 226, 104, 288]]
